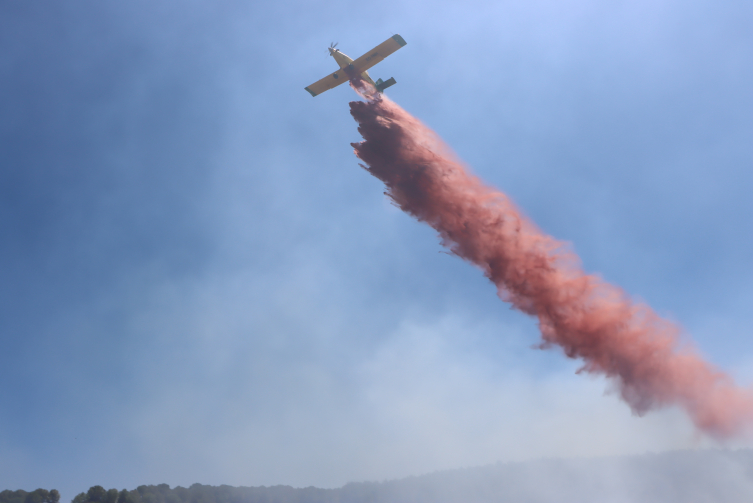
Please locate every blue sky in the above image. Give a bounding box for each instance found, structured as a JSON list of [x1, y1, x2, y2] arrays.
[[2, 0, 753, 498]]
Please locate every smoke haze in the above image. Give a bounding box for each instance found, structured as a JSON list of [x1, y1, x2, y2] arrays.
[[350, 93, 753, 438], [4, 0, 753, 496]]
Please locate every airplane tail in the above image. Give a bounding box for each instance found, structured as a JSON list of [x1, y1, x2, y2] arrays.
[[375, 77, 396, 93]]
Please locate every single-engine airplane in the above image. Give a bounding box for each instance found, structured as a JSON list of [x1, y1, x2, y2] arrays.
[[305, 34, 407, 97]]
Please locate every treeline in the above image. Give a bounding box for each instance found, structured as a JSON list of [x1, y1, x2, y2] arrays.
[[7, 450, 753, 503], [0, 489, 60, 503], [70, 484, 335, 503]]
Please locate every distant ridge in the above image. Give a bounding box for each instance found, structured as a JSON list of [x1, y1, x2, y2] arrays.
[[341, 449, 753, 503]]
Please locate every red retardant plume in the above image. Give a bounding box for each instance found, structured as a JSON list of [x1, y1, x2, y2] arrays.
[[350, 93, 753, 439]]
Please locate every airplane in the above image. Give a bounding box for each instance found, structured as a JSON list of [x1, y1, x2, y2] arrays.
[[305, 34, 407, 97]]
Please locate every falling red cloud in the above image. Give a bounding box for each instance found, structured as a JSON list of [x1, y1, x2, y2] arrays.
[[350, 92, 753, 439]]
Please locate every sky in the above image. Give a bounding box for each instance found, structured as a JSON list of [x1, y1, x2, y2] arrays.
[[1, 0, 753, 498]]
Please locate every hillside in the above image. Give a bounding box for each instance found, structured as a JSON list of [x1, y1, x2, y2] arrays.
[[17, 449, 753, 503]]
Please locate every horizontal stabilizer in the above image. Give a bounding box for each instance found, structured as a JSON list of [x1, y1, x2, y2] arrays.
[[375, 77, 396, 93]]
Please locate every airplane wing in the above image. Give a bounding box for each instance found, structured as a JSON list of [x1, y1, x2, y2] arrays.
[[305, 68, 349, 97], [350, 34, 407, 74]]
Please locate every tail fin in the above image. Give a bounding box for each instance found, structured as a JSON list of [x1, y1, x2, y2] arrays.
[[375, 77, 397, 93]]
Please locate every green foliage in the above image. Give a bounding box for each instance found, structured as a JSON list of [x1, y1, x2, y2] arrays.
[[24, 492, 43, 503], [0, 489, 25, 503], [86, 487, 106, 503], [1, 489, 60, 503], [117, 490, 132, 503], [57, 484, 335, 503], [3, 484, 336, 503]]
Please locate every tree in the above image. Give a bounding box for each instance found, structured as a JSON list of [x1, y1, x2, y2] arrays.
[[1, 490, 27, 503], [87, 487, 107, 503], [25, 489, 53, 503], [116, 490, 132, 503]]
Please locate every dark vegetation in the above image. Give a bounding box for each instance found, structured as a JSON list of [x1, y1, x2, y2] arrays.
[[70, 485, 334, 503], [5, 450, 753, 503], [0, 489, 60, 503]]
